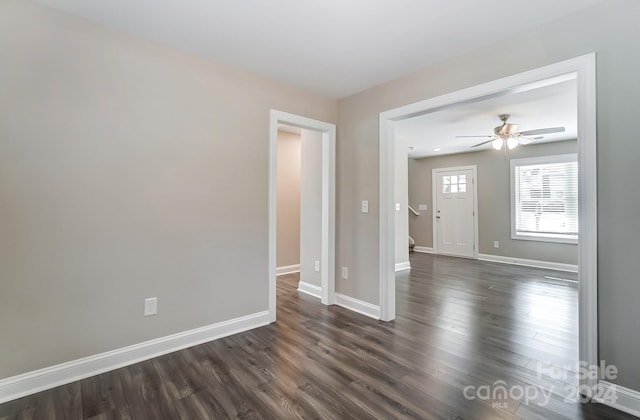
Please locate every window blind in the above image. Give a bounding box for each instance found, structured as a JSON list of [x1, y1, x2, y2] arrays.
[[512, 155, 578, 241]]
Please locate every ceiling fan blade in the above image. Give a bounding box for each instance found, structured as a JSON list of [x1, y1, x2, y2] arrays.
[[518, 137, 533, 145], [471, 138, 495, 148], [519, 127, 565, 136], [456, 135, 493, 138]]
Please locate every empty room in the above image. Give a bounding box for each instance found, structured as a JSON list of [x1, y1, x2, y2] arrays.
[[1, 1, 640, 419]]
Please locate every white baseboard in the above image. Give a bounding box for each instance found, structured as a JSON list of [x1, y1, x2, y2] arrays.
[[335, 293, 380, 320], [395, 261, 411, 272], [478, 253, 578, 273], [297, 283, 379, 320], [595, 380, 640, 417], [0, 310, 271, 404], [413, 246, 434, 254], [276, 264, 300, 276], [297, 281, 322, 299]]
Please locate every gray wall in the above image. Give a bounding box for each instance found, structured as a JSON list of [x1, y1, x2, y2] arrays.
[[3, 0, 640, 396], [394, 137, 409, 265], [337, 0, 640, 391], [408, 140, 578, 264], [0, 1, 336, 379], [276, 130, 301, 268], [299, 129, 323, 287]]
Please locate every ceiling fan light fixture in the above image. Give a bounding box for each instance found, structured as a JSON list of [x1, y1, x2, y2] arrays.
[[465, 115, 566, 151]]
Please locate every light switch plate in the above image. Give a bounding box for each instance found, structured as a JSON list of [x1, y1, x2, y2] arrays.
[[395, 203, 401, 211], [144, 297, 157, 317], [361, 200, 369, 213], [341, 267, 348, 279], [419, 204, 428, 211], [314, 260, 320, 272]]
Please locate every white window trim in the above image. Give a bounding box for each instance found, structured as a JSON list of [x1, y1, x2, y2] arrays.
[[510, 153, 578, 244]]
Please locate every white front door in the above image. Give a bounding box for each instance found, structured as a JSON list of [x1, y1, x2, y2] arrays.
[[434, 167, 476, 258]]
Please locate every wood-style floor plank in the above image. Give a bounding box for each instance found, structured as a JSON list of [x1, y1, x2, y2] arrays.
[[33, 382, 82, 420], [80, 371, 131, 420], [0, 394, 37, 420], [117, 360, 180, 419], [1, 253, 636, 419]]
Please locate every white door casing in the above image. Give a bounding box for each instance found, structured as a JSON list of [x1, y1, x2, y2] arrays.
[[269, 110, 336, 323], [378, 54, 597, 394], [433, 167, 477, 258]]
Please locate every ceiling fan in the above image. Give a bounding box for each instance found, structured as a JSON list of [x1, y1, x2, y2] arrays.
[[457, 114, 565, 151]]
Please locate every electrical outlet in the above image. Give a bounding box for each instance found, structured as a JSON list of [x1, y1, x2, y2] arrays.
[[314, 261, 320, 272], [144, 297, 157, 316], [494, 241, 499, 248], [342, 267, 348, 279], [361, 200, 369, 213], [419, 204, 428, 211]]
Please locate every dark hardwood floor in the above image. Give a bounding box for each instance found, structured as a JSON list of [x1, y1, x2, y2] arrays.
[[1, 253, 636, 419]]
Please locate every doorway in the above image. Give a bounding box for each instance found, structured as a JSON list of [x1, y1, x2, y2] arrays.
[[433, 166, 478, 258], [268, 110, 336, 323], [378, 54, 597, 391]]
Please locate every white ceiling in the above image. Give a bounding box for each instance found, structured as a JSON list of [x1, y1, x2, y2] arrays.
[[34, 0, 606, 98], [395, 79, 577, 159]]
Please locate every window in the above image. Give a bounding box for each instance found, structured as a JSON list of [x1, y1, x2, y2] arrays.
[[510, 154, 578, 243], [442, 174, 467, 194]]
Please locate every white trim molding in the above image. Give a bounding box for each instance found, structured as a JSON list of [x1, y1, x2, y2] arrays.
[[269, 110, 336, 323], [0, 311, 270, 404], [276, 264, 300, 276], [395, 261, 411, 272], [595, 381, 640, 418], [413, 246, 434, 254], [297, 283, 381, 321], [478, 254, 578, 273], [297, 281, 322, 299], [379, 54, 598, 391], [335, 294, 380, 320]]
